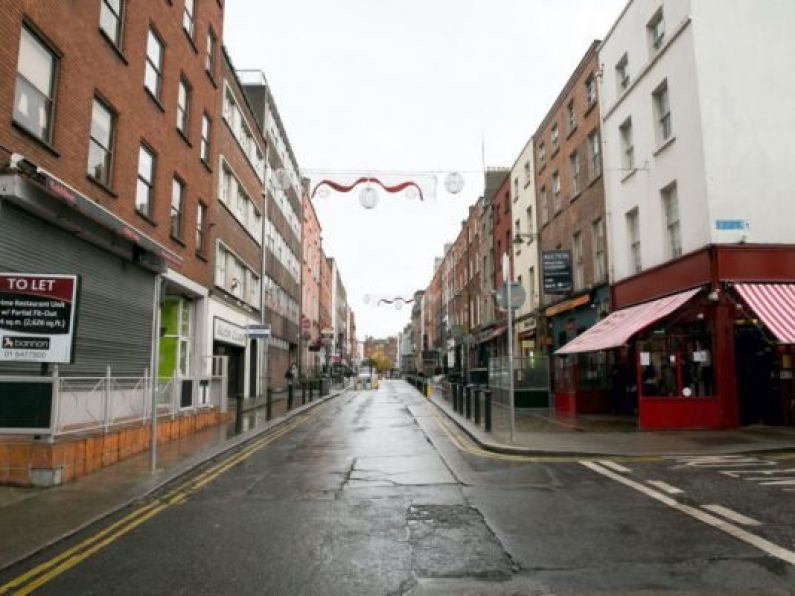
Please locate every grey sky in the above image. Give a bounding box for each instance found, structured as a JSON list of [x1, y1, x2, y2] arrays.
[[224, 0, 626, 340]]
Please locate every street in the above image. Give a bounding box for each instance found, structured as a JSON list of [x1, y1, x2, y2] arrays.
[[2, 381, 795, 595]]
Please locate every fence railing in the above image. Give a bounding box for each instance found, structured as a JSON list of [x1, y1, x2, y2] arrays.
[[1, 356, 228, 438], [488, 355, 551, 408]]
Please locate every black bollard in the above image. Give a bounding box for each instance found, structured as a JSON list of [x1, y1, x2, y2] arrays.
[[266, 388, 272, 421], [301, 380, 306, 405], [455, 383, 461, 413], [465, 385, 472, 419], [474, 385, 481, 425], [309, 378, 314, 401], [483, 388, 492, 432], [234, 395, 243, 434], [287, 383, 294, 410]]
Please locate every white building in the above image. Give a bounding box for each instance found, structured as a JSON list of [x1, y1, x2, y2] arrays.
[[510, 137, 540, 355], [599, 0, 795, 282]]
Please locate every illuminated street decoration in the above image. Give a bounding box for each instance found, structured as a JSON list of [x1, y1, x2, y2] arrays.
[[311, 177, 425, 203]]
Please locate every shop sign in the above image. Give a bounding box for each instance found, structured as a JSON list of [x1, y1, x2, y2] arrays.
[[542, 251, 572, 294], [544, 293, 590, 318], [214, 317, 247, 347], [715, 219, 749, 231], [0, 273, 79, 363]]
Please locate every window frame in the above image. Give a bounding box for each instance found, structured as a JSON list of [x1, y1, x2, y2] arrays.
[[626, 208, 641, 273], [570, 150, 581, 197], [99, 0, 124, 47], [616, 53, 630, 93], [647, 7, 665, 52], [619, 118, 634, 171], [592, 217, 607, 282], [653, 80, 672, 143], [183, 0, 196, 40], [196, 201, 207, 255], [135, 143, 157, 218], [144, 27, 164, 100], [200, 112, 211, 163], [14, 24, 60, 144], [170, 176, 185, 241], [662, 183, 682, 259], [205, 27, 217, 77], [176, 76, 191, 136], [87, 95, 117, 188], [572, 230, 584, 291], [567, 99, 576, 133]]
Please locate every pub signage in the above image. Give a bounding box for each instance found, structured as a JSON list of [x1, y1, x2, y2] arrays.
[[0, 273, 79, 363]]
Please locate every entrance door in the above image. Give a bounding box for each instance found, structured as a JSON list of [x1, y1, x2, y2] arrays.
[[734, 327, 781, 425], [213, 342, 245, 400]]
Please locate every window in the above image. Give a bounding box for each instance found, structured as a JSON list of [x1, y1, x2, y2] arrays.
[[567, 100, 576, 132], [526, 206, 534, 239], [616, 53, 630, 93], [663, 183, 681, 258], [588, 130, 602, 180], [200, 113, 211, 163], [648, 8, 665, 52], [573, 231, 584, 290], [619, 118, 634, 171], [144, 29, 163, 99], [626, 208, 641, 273], [551, 124, 560, 152], [215, 244, 259, 307], [87, 97, 115, 186], [205, 29, 217, 76], [570, 150, 581, 197], [539, 186, 548, 224], [177, 77, 190, 135], [14, 27, 58, 142], [523, 160, 531, 185], [538, 143, 546, 167], [159, 297, 193, 378], [513, 177, 519, 200], [653, 80, 672, 143], [592, 218, 607, 282], [196, 202, 207, 254], [99, 0, 123, 46], [219, 158, 263, 242], [223, 83, 265, 181], [170, 177, 184, 240], [552, 171, 561, 212], [183, 0, 195, 38], [586, 76, 597, 108], [135, 144, 155, 217]]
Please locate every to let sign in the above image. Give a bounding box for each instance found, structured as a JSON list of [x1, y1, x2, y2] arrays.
[[542, 251, 573, 294], [0, 273, 79, 363]]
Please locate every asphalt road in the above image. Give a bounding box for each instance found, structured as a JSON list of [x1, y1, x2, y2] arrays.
[[2, 380, 795, 595]]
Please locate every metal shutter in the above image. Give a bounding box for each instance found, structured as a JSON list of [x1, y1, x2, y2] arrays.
[[0, 203, 155, 377]]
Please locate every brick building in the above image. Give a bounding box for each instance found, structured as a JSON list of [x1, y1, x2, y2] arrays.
[[317, 251, 333, 369], [300, 185, 322, 375], [534, 41, 608, 353]]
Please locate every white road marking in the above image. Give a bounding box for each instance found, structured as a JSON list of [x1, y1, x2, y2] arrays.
[[646, 480, 684, 494], [581, 461, 795, 567], [670, 455, 774, 468], [597, 460, 632, 473], [720, 468, 795, 478], [702, 504, 762, 527]]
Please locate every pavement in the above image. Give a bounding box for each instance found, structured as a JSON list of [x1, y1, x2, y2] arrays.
[[1, 379, 794, 594], [424, 381, 795, 457], [0, 383, 350, 572]]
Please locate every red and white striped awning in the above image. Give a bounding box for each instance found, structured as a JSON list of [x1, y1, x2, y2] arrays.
[[734, 283, 795, 344], [555, 288, 702, 355]]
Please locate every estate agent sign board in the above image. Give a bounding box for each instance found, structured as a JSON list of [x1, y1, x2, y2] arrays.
[[0, 273, 79, 363]]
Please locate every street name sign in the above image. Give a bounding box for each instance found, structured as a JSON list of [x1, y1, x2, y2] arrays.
[[0, 273, 79, 363], [246, 324, 271, 338]]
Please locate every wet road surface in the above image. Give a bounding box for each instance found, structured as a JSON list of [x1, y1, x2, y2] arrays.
[[2, 380, 794, 595]]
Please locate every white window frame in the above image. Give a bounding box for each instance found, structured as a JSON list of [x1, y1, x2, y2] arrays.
[[662, 183, 682, 258], [14, 26, 58, 143]]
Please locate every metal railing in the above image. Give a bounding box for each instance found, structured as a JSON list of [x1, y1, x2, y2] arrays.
[[1, 356, 228, 438]]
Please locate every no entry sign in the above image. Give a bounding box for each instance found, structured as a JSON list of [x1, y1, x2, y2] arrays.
[[0, 273, 79, 363]]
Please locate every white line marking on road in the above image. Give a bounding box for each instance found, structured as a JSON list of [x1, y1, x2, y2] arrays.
[[701, 504, 762, 527], [646, 480, 684, 494], [580, 461, 795, 567], [597, 460, 632, 473]]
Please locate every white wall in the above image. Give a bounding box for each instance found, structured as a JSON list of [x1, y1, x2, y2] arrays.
[[511, 137, 540, 318], [691, 0, 795, 245], [206, 298, 262, 398], [599, 0, 711, 283]]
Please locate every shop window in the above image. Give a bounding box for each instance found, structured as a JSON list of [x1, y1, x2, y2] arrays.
[[159, 296, 192, 378]]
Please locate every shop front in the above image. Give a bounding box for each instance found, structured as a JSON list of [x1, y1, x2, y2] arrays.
[[555, 246, 795, 430], [208, 300, 262, 402]]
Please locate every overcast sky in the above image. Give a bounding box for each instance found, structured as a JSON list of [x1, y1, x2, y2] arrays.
[[224, 0, 626, 340]]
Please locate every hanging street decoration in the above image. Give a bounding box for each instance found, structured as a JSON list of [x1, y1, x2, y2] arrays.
[[362, 294, 416, 310], [444, 171, 465, 194], [311, 177, 425, 203]]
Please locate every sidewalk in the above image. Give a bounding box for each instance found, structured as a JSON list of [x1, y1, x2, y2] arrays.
[[422, 382, 795, 457], [0, 384, 350, 571]]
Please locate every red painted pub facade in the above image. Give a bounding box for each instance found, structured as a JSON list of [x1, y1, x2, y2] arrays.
[[554, 244, 795, 430]]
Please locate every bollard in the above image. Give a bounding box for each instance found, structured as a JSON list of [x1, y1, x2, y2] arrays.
[[309, 378, 314, 401], [451, 383, 458, 412], [455, 383, 462, 414], [301, 380, 307, 405], [474, 385, 481, 425], [483, 388, 492, 432], [266, 388, 273, 421], [465, 385, 472, 419], [234, 395, 243, 434], [287, 383, 294, 410]]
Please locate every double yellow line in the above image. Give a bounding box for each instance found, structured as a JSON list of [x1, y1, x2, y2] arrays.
[[0, 411, 316, 595]]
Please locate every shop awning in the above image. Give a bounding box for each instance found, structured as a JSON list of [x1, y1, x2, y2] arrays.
[[478, 325, 506, 344], [555, 288, 702, 355], [735, 283, 795, 344]]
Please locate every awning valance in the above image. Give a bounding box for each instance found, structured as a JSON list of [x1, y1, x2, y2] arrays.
[[735, 283, 795, 344], [555, 288, 701, 355]]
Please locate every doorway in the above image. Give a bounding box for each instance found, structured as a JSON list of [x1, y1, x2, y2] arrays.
[[213, 342, 245, 400], [734, 326, 781, 425]]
